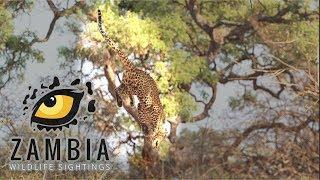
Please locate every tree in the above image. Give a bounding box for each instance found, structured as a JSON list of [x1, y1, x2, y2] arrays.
[[0, 0, 318, 178]]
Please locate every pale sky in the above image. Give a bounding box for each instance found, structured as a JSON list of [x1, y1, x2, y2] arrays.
[[0, 1, 287, 158], [1, 1, 303, 172], [2, 0, 255, 135]]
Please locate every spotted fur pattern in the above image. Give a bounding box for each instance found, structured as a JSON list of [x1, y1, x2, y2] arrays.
[[98, 10, 166, 148]]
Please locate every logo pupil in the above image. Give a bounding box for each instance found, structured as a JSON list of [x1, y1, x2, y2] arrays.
[[44, 96, 56, 107]]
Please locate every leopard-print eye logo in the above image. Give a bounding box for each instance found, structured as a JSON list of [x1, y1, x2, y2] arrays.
[[22, 76, 96, 131]]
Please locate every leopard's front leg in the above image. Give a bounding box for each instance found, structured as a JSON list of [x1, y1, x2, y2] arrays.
[[115, 84, 134, 107]]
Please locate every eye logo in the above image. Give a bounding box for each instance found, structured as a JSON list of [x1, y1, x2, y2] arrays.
[[22, 77, 96, 131]]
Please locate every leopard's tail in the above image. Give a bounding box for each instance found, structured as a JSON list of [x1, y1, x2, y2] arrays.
[[97, 9, 135, 71]]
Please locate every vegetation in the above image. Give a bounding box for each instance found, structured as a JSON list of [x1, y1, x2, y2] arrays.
[[0, 0, 319, 179]]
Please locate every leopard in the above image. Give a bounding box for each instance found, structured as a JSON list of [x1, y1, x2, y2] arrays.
[[137, 102, 167, 148], [97, 9, 166, 148]]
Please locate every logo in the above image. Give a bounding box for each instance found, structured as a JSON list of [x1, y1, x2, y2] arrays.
[[9, 76, 112, 171], [22, 76, 96, 131]]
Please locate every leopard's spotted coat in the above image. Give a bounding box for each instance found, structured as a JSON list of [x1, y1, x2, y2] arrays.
[[98, 10, 166, 148]]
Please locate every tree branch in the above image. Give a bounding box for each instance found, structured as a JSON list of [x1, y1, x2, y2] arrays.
[[252, 78, 284, 99], [30, 0, 85, 45], [191, 82, 217, 122], [258, 6, 318, 24], [220, 69, 286, 99], [223, 117, 315, 167], [188, 91, 206, 105], [186, 0, 214, 36], [102, 51, 139, 120]]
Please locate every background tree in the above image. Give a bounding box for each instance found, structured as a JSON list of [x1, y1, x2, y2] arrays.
[[0, 0, 319, 179]]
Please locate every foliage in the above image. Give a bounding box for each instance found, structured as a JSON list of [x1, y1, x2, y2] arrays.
[[0, 6, 13, 51], [83, 5, 167, 54], [264, 20, 319, 62], [77, 1, 223, 122], [0, 0, 319, 178], [0, 3, 44, 87]]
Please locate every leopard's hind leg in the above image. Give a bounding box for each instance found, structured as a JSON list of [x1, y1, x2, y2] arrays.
[[138, 103, 151, 134]]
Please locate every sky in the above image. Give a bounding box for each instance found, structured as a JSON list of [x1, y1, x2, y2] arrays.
[[3, 0, 246, 135], [1, 0, 310, 172], [0, 0, 285, 161]]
